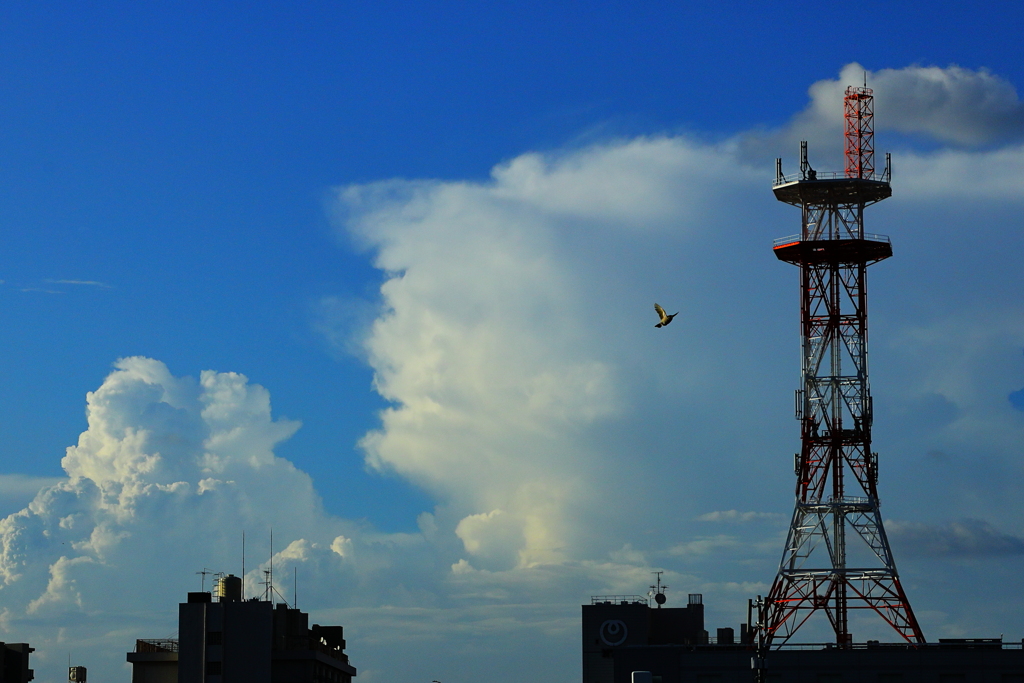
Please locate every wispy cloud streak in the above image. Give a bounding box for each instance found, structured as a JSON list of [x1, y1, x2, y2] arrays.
[[43, 279, 113, 288]]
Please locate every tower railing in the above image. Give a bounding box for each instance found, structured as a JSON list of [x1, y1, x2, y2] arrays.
[[773, 170, 887, 186], [772, 233, 890, 247]]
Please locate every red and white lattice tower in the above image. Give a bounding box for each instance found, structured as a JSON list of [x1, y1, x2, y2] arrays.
[[763, 86, 925, 646]]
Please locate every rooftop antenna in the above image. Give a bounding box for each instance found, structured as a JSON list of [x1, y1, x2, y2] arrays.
[[293, 567, 297, 609], [242, 531, 246, 601], [196, 567, 212, 592], [648, 571, 668, 608], [799, 141, 816, 180], [261, 528, 288, 604]]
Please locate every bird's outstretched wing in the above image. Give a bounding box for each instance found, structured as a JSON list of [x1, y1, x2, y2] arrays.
[[653, 302, 678, 328]]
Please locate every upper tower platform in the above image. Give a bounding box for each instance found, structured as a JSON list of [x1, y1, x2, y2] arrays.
[[771, 169, 893, 265], [772, 173, 891, 207], [771, 116, 893, 267], [770, 158, 893, 266]]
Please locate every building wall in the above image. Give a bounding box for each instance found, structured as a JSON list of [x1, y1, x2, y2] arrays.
[[178, 599, 208, 683], [179, 594, 275, 683], [222, 600, 273, 682], [271, 605, 356, 683], [0, 643, 34, 683], [583, 601, 706, 683], [162, 592, 354, 683], [126, 652, 178, 683], [607, 644, 1024, 683], [581, 600, 1024, 683]]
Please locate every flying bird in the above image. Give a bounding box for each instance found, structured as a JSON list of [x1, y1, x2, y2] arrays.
[[654, 303, 678, 328]]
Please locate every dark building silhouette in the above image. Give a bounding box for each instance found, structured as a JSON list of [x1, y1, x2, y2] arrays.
[[583, 594, 706, 683], [127, 639, 178, 683], [582, 594, 1024, 682], [128, 575, 356, 683], [0, 643, 33, 683]]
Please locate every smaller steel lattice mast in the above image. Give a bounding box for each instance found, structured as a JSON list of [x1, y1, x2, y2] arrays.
[[763, 86, 925, 646]]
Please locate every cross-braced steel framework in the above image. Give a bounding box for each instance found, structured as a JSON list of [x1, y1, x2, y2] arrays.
[[764, 86, 924, 647], [845, 87, 875, 179]]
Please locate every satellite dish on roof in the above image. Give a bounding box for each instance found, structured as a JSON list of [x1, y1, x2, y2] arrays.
[[648, 571, 668, 608]]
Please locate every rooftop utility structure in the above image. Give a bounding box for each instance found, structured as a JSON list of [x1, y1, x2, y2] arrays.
[[765, 85, 924, 646]]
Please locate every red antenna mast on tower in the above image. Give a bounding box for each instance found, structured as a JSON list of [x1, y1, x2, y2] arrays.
[[844, 86, 876, 179], [764, 85, 921, 647]]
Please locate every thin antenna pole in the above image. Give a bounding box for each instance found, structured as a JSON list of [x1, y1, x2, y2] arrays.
[[270, 528, 274, 603], [294, 567, 297, 609], [196, 567, 212, 592], [242, 531, 246, 601]]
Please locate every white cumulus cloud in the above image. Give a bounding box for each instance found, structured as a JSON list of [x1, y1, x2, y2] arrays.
[[0, 358, 364, 676]]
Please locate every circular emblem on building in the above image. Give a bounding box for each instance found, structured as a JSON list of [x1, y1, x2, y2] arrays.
[[599, 619, 628, 646]]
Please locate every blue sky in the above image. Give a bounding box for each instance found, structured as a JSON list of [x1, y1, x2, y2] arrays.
[[2, 0, 1022, 528], [2, 3, 1024, 683]]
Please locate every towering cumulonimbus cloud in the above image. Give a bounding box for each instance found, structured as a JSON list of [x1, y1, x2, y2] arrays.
[[329, 61, 1024, 642], [339, 136, 769, 572]]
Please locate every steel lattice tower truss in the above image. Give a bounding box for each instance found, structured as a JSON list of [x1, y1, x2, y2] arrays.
[[764, 87, 925, 646]]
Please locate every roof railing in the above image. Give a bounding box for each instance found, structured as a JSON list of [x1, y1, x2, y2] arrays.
[[590, 595, 649, 605], [135, 639, 179, 653], [773, 170, 892, 187]]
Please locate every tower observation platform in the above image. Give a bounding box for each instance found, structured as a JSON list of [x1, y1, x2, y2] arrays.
[[771, 146, 893, 266]]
